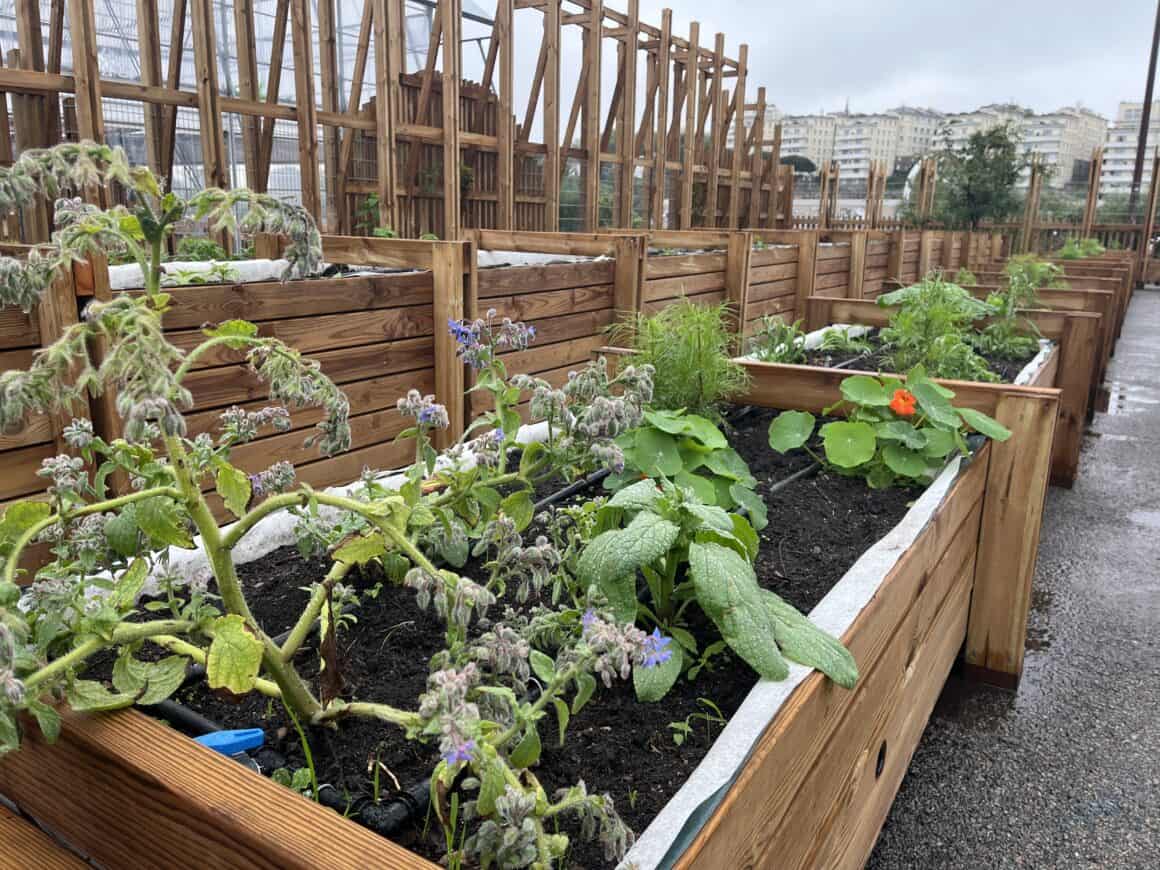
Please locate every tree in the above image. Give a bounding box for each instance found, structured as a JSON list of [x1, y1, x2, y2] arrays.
[[781, 155, 817, 174], [926, 124, 1029, 229]]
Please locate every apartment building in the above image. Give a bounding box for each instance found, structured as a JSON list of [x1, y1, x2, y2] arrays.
[[1100, 101, 1160, 193], [780, 113, 837, 170], [937, 103, 1032, 151], [1019, 106, 1108, 187], [726, 104, 783, 150]]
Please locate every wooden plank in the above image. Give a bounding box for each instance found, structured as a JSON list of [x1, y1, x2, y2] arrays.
[[496, 0, 515, 229], [703, 33, 725, 228], [966, 389, 1057, 687], [793, 232, 817, 326], [724, 230, 750, 340], [617, 0, 639, 228], [335, 0, 374, 229], [0, 707, 436, 869], [612, 234, 643, 319], [726, 44, 746, 229], [477, 260, 614, 295], [583, 0, 604, 231], [645, 251, 727, 279], [232, 0, 261, 190], [848, 232, 866, 299], [643, 270, 727, 301], [650, 9, 671, 230], [678, 22, 698, 229], [0, 805, 87, 868], [543, 0, 561, 231], [159, 0, 188, 190], [432, 242, 466, 445]]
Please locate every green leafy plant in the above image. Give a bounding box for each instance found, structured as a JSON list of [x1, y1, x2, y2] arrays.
[[973, 256, 1051, 359], [372, 226, 398, 238], [953, 267, 977, 286], [611, 300, 749, 421], [0, 142, 320, 314], [747, 316, 807, 363], [818, 326, 872, 355], [602, 408, 767, 530], [576, 478, 857, 701], [1057, 237, 1105, 259], [174, 236, 228, 262], [162, 262, 240, 287], [767, 367, 1012, 489], [668, 697, 726, 746], [877, 275, 998, 382]]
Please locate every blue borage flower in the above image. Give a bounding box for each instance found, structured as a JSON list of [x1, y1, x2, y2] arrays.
[[442, 738, 476, 765], [641, 628, 673, 669]]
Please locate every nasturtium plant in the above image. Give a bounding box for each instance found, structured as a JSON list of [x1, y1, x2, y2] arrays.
[[767, 368, 1012, 489], [576, 479, 856, 701], [603, 408, 767, 530]]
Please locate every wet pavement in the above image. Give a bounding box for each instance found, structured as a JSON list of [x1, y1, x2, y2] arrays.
[[868, 289, 1160, 869]]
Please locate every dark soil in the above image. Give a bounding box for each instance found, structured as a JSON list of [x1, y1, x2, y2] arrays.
[[105, 410, 926, 867], [805, 330, 1037, 384]]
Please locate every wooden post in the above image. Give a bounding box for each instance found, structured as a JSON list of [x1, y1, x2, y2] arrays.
[[289, 0, 322, 223], [917, 229, 934, 278], [335, 1, 374, 231], [725, 230, 751, 344], [432, 242, 466, 447], [650, 9, 672, 230], [496, 0, 515, 229], [617, 0, 639, 228], [232, 0, 261, 189], [612, 234, 643, 321], [704, 33, 725, 228], [848, 232, 867, 299], [584, 0, 603, 231], [161, 0, 190, 191], [441, 0, 463, 239], [965, 389, 1059, 687], [36, 270, 81, 451], [727, 45, 747, 230], [137, 0, 165, 177], [1080, 146, 1103, 239], [794, 230, 818, 327], [373, 0, 402, 231], [746, 88, 767, 229], [887, 229, 906, 281], [256, 0, 288, 192], [1136, 150, 1160, 283], [1018, 157, 1043, 255], [189, 0, 229, 249], [543, 0, 561, 231], [317, 0, 342, 230], [679, 22, 699, 230]]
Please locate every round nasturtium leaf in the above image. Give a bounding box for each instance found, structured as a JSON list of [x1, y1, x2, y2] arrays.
[[820, 421, 877, 468], [840, 375, 889, 406], [957, 407, 1013, 441], [768, 410, 816, 453], [920, 427, 957, 459], [882, 443, 931, 479], [875, 420, 927, 450]]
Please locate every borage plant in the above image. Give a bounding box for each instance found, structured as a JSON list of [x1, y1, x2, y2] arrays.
[[576, 478, 855, 701], [746, 316, 807, 364], [767, 367, 1012, 489]]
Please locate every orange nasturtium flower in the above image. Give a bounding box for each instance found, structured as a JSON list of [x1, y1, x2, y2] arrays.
[[890, 388, 917, 417]]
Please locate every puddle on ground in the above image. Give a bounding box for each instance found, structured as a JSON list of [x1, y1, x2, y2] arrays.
[[1128, 509, 1160, 530]]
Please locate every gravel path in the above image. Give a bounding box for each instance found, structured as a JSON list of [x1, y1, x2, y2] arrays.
[[867, 289, 1160, 869]]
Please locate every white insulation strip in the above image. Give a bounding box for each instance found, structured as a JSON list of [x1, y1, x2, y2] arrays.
[[149, 421, 550, 588], [620, 454, 965, 869], [477, 250, 605, 268], [1014, 339, 1055, 385], [738, 323, 873, 363], [108, 259, 291, 290]]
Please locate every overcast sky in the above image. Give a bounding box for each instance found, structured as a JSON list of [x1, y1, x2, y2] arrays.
[[638, 0, 1156, 119]]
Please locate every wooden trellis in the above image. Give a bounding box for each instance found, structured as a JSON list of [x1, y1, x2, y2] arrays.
[[0, 0, 786, 241]]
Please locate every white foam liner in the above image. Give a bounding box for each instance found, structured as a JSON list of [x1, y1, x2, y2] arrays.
[[108, 259, 291, 290], [620, 454, 965, 869], [477, 250, 605, 268]]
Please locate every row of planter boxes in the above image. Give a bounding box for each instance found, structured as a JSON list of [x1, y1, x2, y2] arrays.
[[0, 226, 1128, 868]]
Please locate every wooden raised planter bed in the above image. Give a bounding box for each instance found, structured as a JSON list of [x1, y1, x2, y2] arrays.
[[802, 295, 1099, 488], [0, 360, 1059, 870]]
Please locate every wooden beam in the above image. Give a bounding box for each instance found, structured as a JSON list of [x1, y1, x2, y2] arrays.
[[256, 0, 289, 191], [401, 4, 445, 198], [617, 0, 639, 228], [442, 0, 463, 239], [584, 0, 604, 231], [432, 242, 467, 445], [704, 33, 725, 228], [544, 0, 561, 231], [373, 0, 402, 230], [317, 0, 342, 230], [496, 0, 515, 229], [336, 0, 375, 230], [136, 0, 165, 176], [160, 0, 188, 190], [650, 9, 671, 229], [679, 21, 699, 229], [1080, 146, 1104, 238], [746, 87, 765, 228], [726, 43, 746, 228], [289, 0, 322, 222], [189, 0, 228, 191], [233, 0, 261, 189]]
